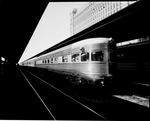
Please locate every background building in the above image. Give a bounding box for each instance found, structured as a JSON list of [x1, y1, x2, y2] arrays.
[[70, 1, 136, 36]]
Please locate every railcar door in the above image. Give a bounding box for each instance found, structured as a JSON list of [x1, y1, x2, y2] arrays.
[[108, 39, 117, 79]]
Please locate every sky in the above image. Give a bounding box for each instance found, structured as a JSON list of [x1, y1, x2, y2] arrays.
[[18, 2, 87, 64]]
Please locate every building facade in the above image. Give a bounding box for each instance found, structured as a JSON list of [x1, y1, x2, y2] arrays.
[[70, 1, 136, 36]]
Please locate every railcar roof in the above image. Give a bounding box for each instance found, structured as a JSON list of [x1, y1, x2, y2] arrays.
[[72, 37, 111, 49]]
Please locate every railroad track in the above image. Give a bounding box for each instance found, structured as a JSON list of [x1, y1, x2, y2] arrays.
[[19, 68, 107, 120], [20, 67, 149, 120]]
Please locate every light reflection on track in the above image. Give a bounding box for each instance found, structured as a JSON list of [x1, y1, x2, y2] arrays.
[[131, 82, 149, 87], [113, 95, 149, 108], [21, 68, 108, 121]]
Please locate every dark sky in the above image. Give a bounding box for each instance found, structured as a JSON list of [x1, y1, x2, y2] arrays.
[[0, 1, 48, 63]]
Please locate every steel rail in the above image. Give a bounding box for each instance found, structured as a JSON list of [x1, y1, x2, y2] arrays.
[[23, 68, 108, 121], [19, 69, 56, 120]]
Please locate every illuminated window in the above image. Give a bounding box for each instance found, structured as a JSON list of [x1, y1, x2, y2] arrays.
[[91, 51, 104, 61], [1, 57, 5, 61]]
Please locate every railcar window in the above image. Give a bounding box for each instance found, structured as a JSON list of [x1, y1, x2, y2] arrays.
[[91, 51, 104, 61], [72, 53, 80, 62], [50, 59, 52, 63], [55, 58, 58, 61], [51, 58, 53, 63], [81, 52, 89, 61], [62, 56, 68, 63], [54, 58, 58, 63]]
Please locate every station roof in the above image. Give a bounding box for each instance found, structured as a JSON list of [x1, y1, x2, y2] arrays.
[[0, 1, 48, 63], [1, 1, 149, 63]]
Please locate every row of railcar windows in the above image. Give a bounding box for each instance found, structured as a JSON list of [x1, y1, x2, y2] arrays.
[[41, 51, 104, 64]]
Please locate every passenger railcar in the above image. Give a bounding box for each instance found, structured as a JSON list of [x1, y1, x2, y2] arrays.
[[23, 37, 116, 86]]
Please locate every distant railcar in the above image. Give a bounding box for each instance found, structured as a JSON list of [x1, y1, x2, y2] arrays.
[[24, 37, 116, 86], [22, 60, 35, 67]]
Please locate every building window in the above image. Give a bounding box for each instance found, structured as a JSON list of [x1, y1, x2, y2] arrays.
[[81, 52, 89, 61], [91, 51, 104, 61]]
